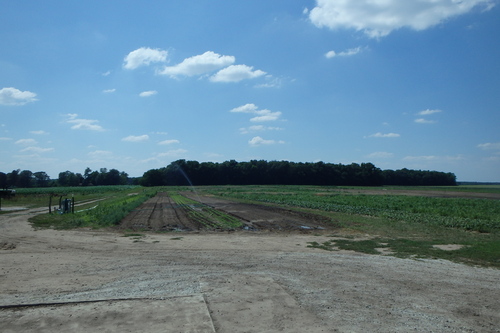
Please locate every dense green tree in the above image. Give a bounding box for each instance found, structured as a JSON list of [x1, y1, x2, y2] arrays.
[[33, 171, 50, 187], [140, 160, 456, 187], [0, 172, 6, 189]]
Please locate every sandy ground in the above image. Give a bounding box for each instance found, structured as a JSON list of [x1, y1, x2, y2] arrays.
[[1, 207, 500, 332]]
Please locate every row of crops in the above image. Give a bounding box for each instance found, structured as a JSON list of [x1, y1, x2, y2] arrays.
[[207, 187, 500, 233], [168, 191, 243, 230]]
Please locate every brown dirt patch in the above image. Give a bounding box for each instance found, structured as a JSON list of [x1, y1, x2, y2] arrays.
[[118, 192, 337, 233]]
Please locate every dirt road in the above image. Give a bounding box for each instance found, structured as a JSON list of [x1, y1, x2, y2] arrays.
[[1, 199, 500, 332]]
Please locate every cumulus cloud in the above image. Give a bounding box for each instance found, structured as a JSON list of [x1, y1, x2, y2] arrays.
[[230, 104, 282, 122], [210, 65, 266, 83], [15, 138, 38, 145], [123, 47, 168, 70], [158, 139, 180, 145], [478, 142, 500, 150], [230, 103, 259, 113], [366, 132, 400, 138], [0, 87, 38, 106], [308, 0, 495, 38], [248, 136, 285, 147], [250, 110, 282, 122], [139, 90, 157, 97], [417, 108, 442, 115], [66, 114, 104, 131], [122, 135, 149, 142], [325, 47, 362, 58], [158, 51, 235, 77]]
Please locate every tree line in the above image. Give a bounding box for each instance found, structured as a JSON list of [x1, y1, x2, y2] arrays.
[[0, 168, 130, 188], [1, 160, 457, 189], [140, 159, 457, 187]]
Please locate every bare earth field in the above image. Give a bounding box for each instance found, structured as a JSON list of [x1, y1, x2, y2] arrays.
[[1, 191, 500, 332]]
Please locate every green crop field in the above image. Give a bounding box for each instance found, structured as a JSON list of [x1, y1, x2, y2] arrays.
[[201, 185, 500, 267]]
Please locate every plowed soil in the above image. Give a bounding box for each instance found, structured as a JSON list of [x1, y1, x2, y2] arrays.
[[119, 192, 203, 232], [119, 192, 336, 232]]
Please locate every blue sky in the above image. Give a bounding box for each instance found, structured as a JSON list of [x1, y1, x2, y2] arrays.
[[1, 0, 499, 182]]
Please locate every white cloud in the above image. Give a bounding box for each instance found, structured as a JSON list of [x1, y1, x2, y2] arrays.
[[20, 146, 54, 153], [230, 104, 283, 122], [250, 110, 282, 122], [158, 51, 235, 77], [255, 76, 284, 89], [102, 71, 111, 76], [0, 87, 38, 106], [0, 137, 12, 141], [103, 89, 116, 93], [158, 139, 180, 145], [239, 125, 283, 134], [210, 65, 266, 83], [122, 135, 149, 142], [123, 47, 168, 70], [309, 0, 495, 38], [249, 136, 285, 147], [325, 47, 362, 58], [478, 142, 500, 150], [66, 114, 104, 131], [417, 108, 442, 115], [30, 130, 49, 135], [367, 151, 394, 158], [15, 138, 37, 145], [139, 90, 157, 97], [366, 132, 400, 138], [230, 103, 259, 113], [415, 118, 437, 124]]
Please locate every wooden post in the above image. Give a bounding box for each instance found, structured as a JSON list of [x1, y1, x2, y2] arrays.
[[49, 195, 52, 214]]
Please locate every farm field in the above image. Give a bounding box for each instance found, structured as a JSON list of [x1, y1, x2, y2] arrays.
[[1, 185, 499, 332]]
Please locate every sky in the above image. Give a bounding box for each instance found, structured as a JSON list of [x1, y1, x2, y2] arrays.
[[1, 0, 499, 182]]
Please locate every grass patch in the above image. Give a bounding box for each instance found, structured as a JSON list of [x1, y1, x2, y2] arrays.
[[29, 187, 156, 229], [306, 236, 500, 268], [307, 241, 336, 251], [170, 237, 183, 240]]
